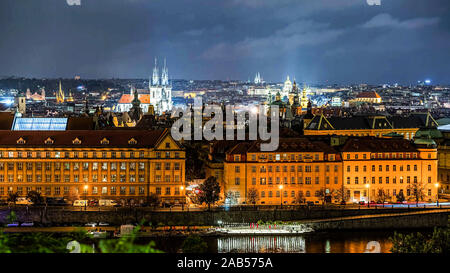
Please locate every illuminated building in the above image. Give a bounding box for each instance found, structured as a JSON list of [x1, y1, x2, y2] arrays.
[[282, 76, 293, 98], [254, 72, 263, 85], [149, 58, 172, 114], [66, 91, 74, 102], [304, 112, 438, 140], [300, 85, 309, 111], [224, 138, 342, 205], [56, 81, 65, 103], [438, 126, 450, 193], [0, 129, 186, 205], [351, 91, 382, 104], [116, 86, 152, 113], [223, 136, 438, 205], [342, 137, 438, 203], [26, 88, 46, 101]]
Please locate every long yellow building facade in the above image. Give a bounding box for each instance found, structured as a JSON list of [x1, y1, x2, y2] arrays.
[[0, 129, 186, 205], [224, 137, 438, 205]]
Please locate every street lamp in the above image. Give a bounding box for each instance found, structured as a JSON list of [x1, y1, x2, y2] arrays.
[[84, 185, 88, 211], [180, 186, 185, 211], [279, 185, 283, 209], [434, 183, 439, 207], [365, 184, 370, 208]]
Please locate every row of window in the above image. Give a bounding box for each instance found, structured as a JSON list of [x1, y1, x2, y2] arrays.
[[0, 174, 181, 183], [246, 153, 331, 162], [353, 188, 433, 197], [0, 162, 181, 171], [345, 152, 418, 160], [346, 176, 433, 184], [236, 176, 339, 185], [0, 186, 181, 196], [0, 151, 180, 159], [235, 165, 339, 173]]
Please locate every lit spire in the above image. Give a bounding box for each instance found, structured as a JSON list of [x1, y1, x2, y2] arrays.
[[152, 57, 160, 86]]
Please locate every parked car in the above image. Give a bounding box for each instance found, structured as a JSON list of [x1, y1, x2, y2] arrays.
[[85, 222, 97, 227], [73, 200, 88, 207], [16, 197, 33, 206], [359, 201, 366, 205], [89, 200, 99, 206], [99, 200, 118, 207], [46, 197, 70, 206], [7, 222, 19, 227], [21, 222, 34, 227], [98, 222, 109, 226]]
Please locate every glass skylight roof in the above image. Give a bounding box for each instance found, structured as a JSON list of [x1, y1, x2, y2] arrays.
[[12, 117, 68, 131]]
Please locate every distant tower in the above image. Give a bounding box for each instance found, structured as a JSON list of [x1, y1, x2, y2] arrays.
[[300, 84, 309, 110], [26, 88, 31, 99], [289, 81, 298, 105], [254, 72, 262, 84], [41, 88, 46, 101], [16, 94, 26, 115], [152, 58, 160, 86], [56, 81, 65, 103], [66, 90, 74, 102]]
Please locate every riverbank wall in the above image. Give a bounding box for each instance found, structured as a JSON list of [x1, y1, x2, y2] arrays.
[[0, 207, 448, 229]]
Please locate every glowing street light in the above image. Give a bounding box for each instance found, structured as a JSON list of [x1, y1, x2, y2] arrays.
[[435, 183, 440, 207], [365, 184, 370, 207], [279, 185, 283, 208], [84, 185, 88, 211]]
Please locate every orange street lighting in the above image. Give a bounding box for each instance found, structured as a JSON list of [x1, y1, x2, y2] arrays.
[[279, 185, 283, 208], [365, 184, 370, 207]]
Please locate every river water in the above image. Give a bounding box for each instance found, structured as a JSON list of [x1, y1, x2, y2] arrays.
[[149, 229, 433, 253]]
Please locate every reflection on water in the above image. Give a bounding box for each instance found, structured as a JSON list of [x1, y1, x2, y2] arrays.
[[150, 229, 432, 253], [218, 236, 306, 253], [216, 233, 393, 253]]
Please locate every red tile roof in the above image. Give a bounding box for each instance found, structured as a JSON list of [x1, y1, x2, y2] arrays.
[[0, 129, 168, 148], [356, 91, 381, 99], [118, 94, 151, 104]]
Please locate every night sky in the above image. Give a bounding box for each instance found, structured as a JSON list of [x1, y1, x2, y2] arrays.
[[0, 0, 449, 84]]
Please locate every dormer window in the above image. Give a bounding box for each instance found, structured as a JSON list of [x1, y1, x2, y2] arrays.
[[17, 137, 26, 144], [100, 138, 109, 145], [44, 137, 54, 145], [128, 138, 137, 145], [72, 138, 82, 145]]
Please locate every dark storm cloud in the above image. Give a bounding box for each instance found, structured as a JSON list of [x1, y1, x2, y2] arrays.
[[0, 0, 449, 84]]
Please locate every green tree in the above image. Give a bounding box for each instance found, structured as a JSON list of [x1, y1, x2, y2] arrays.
[[27, 191, 44, 205], [390, 228, 450, 253], [87, 227, 162, 253], [375, 189, 390, 203], [407, 182, 426, 205], [148, 192, 161, 209], [295, 191, 306, 204], [181, 234, 208, 253], [333, 188, 349, 203], [198, 176, 220, 211], [396, 191, 405, 203], [6, 211, 17, 224], [247, 188, 259, 208], [0, 232, 83, 253]]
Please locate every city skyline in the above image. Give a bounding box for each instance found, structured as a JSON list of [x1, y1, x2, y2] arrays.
[[0, 0, 449, 84]]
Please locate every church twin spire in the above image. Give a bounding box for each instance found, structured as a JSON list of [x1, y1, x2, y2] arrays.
[[151, 58, 169, 86]]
